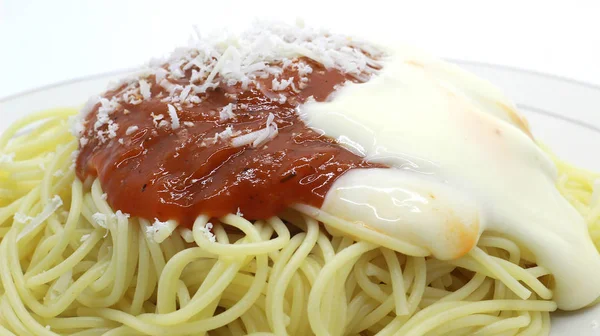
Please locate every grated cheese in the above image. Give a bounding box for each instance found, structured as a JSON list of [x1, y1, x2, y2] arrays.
[[200, 126, 240, 147], [95, 98, 119, 130], [125, 126, 139, 135], [72, 21, 382, 146], [17, 195, 63, 241], [167, 104, 180, 129], [139, 80, 152, 100], [277, 94, 287, 104], [70, 96, 99, 137], [80, 95, 100, 118], [231, 113, 278, 148], [168, 59, 186, 79], [271, 77, 294, 91], [151, 113, 164, 127], [289, 81, 300, 93], [70, 149, 80, 167], [179, 85, 192, 103], [69, 117, 84, 138], [219, 103, 235, 121], [115, 210, 130, 220], [155, 68, 168, 83], [147, 218, 178, 243], [92, 213, 108, 229], [296, 62, 313, 76], [107, 122, 119, 139], [198, 222, 216, 242]]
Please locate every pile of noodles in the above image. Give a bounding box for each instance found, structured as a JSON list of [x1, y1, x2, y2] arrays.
[[0, 108, 599, 336]]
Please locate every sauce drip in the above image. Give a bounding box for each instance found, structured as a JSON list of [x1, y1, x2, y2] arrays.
[[76, 59, 379, 227]]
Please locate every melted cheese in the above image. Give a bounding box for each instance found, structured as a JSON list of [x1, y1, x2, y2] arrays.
[[299, 46, 600, 310]]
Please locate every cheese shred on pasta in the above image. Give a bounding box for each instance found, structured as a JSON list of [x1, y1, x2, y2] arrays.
[[0, 108, 599, 336]]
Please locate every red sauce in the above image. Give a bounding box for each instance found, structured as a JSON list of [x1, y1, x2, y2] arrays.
[[76, 59, 380, 227]]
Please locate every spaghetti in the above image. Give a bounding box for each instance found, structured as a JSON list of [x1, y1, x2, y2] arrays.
[[0, 108, 599, 335]]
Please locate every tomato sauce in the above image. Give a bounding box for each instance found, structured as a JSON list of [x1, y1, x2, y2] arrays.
[[76, 59, 379, 227]]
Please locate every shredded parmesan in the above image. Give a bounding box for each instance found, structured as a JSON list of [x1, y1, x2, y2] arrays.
[[179, 85, 192, 103], [167, 104, 180, 129], [297, 62, 313, 76], [92, 213, 108, 229], [272, 77, 294, 91], [277, 94, 287, 104], [115, 210, 130, 220], [219, 103, 235, 121], [69, 149, 80, 168], [95, 98, 119, 130], [125, 126, 139, 135], [200, 126, 239, 147], [231, 113, 278, 148], [72, 21, 381, 147], [107, 122, 119, 138], [198, 222, 216, 242], [147, 218, 178, 243], [101, 193, 108, 200], [17, 195, 63, 241], [139, 80, 152, 100], [80, 95, 100, 118], [151, 113, 164, 127], [155, 68, 168, 83], [70, 95, 99, 137]]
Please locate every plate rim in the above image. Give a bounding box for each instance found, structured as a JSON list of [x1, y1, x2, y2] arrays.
[[2, 60, 600, 103]]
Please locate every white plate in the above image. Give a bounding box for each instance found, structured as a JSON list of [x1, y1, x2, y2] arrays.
[[1, 62, 599, 334]]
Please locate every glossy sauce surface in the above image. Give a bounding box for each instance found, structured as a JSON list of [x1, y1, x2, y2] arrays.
[[76, 59, 378, 227]]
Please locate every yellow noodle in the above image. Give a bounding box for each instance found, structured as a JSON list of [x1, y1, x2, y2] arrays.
[[1, 108, 599, 335]]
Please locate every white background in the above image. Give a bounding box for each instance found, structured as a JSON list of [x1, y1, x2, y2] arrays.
[[1, 0, 600, 99]]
